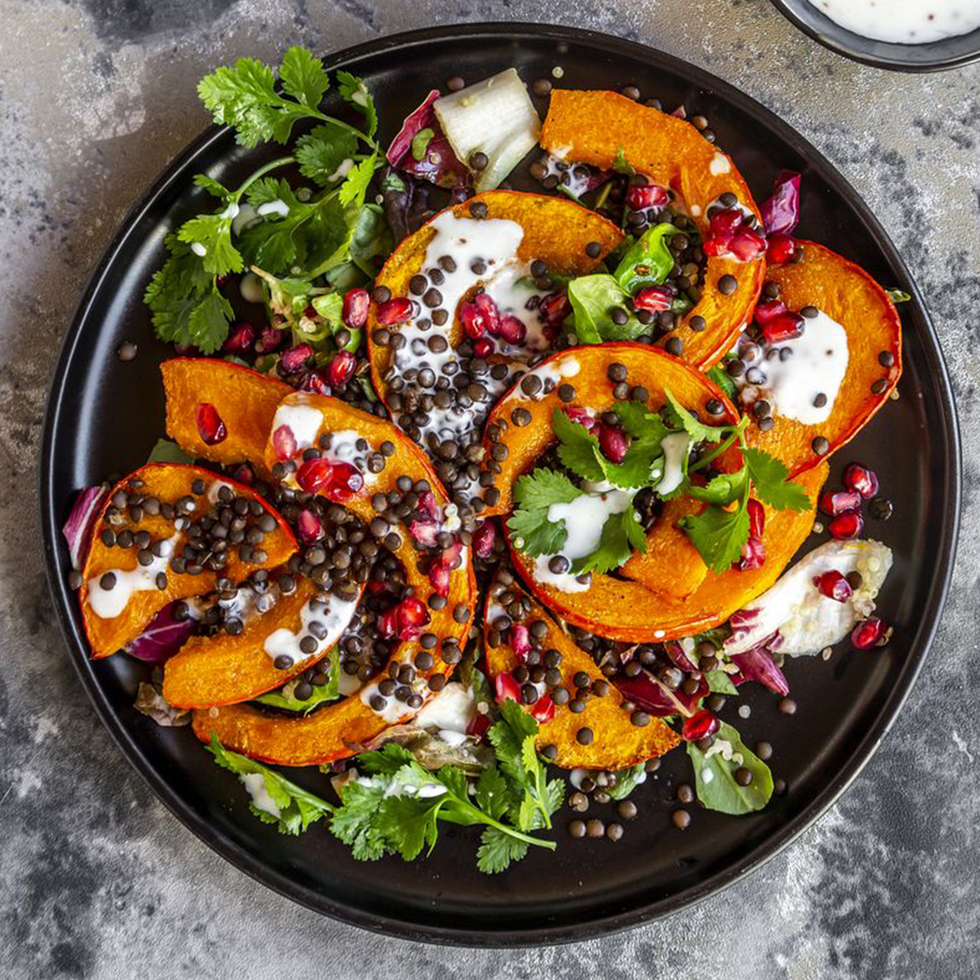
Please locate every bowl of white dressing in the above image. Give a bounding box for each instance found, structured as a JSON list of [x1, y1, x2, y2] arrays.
[[769, 0, 980, 70]]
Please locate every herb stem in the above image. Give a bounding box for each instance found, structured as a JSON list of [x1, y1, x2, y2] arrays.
[[689, 419, 748, 472], [235, 155, 297, 198]]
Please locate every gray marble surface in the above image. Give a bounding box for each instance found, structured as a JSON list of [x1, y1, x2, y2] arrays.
[[1, 1, 978, 977]]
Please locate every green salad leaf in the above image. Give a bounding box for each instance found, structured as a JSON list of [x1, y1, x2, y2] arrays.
[[686, 723, 773, 815], [567, 274, 647, 343], [613, 222, 679, 295]]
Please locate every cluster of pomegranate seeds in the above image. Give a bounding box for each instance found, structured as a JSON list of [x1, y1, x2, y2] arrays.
[[818, 461, 879, 540], [295, 457, 365, 501], [813, 569, 853, 603], [196, 403, 227, 445], [702, 207, 767, 262], [375, 296, 415, 325], [843, 462, 880, 499], [342, 288, 370, 329], [682, 708, 720, 742], [459, 292, 499, 339], [223, 322, 255, 353], [378, 595, 431, 641], [754, 298, 805, 345], [737, 499, 767, 571]]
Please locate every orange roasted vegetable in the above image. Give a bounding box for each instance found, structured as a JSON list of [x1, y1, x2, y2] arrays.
[[192, 394, 477, 765], [744, 241, 902, 476], [161, 358, 291, 476], [484, 587, 680, 768], [540, 89, 766, 369], [78, 464, 297, 659]]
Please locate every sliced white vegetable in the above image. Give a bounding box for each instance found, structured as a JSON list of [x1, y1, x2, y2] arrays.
[[434, 69, 541, 192], [724, 539, 893, 657]]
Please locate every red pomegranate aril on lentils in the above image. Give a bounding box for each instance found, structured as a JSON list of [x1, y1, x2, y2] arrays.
[[375, 297, 414, 325], [633, 286, 674, 313], [327, 350, 356, 388], [531, 695, 556, 724], [626, 184, 669, 210]]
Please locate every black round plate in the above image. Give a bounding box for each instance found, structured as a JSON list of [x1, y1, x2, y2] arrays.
[[768, 0, 980, 72], [40, 24, 960, 946]]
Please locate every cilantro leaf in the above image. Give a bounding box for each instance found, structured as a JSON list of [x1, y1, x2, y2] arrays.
[[338, 152, 378, 208], [295, 123, 359, 186], [680, 499, 751, 574], [507, 468, 581, 557], [356, 743, 418, 776], [572, 504, 646, 576], [279, 45, 329, 110], [686, 467, 748, 507], [474, 765, 514, 823], [552, 408, 605, 481], [742, 448, 812, 512], [612, 400, 653, 438], [664, 390, 733, 445], [330, 779, 388, 859], [477, 827, 529, 874], [207, 736, 333, 835], [512, 467, 581, 511], [336, 70, 378, 139]]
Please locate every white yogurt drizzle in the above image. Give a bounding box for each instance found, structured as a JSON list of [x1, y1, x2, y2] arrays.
[[240, 773, 281, 818], [263, 592, 359, 666], [530, 489, 633, 593], [654, 432, 690, 496], [708, 152, 731, 176], [542, 154, 595, 199], [734, 309, 849, 425], [516, 355, 582, 401], [413, 681, 476, 743], [87, 533, 181, 619]]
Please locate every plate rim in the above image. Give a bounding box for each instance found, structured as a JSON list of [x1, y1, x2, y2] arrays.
[[39, 21, 962, 947]]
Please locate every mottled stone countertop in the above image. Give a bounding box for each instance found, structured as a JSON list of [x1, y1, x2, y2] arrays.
[[1, 0, 978, 977]]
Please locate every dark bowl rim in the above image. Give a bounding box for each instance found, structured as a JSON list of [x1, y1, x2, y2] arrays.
[[767, 0, 980, 72], [39, 21, 962, 947]]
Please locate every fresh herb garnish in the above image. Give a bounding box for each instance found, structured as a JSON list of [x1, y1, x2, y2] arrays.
[[685, 722, 773, 815], [606, 763, 647, 800], [507, 468, 580, 557], [612, 222, 679, 295]]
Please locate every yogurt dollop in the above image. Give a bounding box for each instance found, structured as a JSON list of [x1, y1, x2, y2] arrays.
[[811, 0, 980, 44]]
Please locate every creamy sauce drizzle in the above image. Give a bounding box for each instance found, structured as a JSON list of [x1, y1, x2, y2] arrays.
[[263, 593, 359, 665], [87, 534, 180, 619]]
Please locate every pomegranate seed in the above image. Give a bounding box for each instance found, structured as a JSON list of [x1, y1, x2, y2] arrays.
[[818, 488, 862, 517], [342, 288, 370, 329], [563, 405, 597, 431], [510, 623, 531, 660], [813, 569, 853, 602], [300, 368, 331, 394], [754, 299, 789, 327], [196, 403, 227, 445], [223, 322, 255, 353], [531, 695, 556, 724], [473, 337, 494, 357], [747, 499, 765, 539], [280, 343, 314, 374], [728, 228, 768, 261], [538, 291, 572, 327], [232, 463, 254, 486], [379, 596, 431, 641], [737, 535, 766, 571], [416, 490, 440, 522], [441, 538, 463, 569], [410, 519, 438, 548], [828, 511, 864, 540], [272, 424, 298, 460], [375, 297, 414, 325], [466, 712, 491, 739], [682, 709, 720, 742], [496, 314, 527, 346], [472, 521, 496, 559], [763, 312, 805, 345], [767, 233, 796, 265], [851, 616, 886, 650], [708, 208, 745, 238], [634, 286, 674, 313], [295, 458, 334, 494], [626, 183, 669, 210], [843, 462, 879, 499], [598, 424, 630, 463], [257, 325, 284, 352], [328, 350, 356, 388], [495, 671, 522, 704], [323, 461, 364, 501], [296, 508, 324, 544], [428, 561, 451, 597], [460, 293, 501, 339]]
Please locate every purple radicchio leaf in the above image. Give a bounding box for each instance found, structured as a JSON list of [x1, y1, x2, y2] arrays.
[[729, 643, 790, 696], [124, 602, 195, 664], [62, 484, 110, 569], [382, 167, 435, 245], [613, 671, 708, 717], [760, 170, 801, 237], [386, 90, 470, 190], [664, 640, 699, 674]]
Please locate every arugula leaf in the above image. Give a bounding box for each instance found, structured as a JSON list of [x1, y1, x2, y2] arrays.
[[567, 274, 647, 343], [254, 646, 342, 713], [146, 438, 193, 465], [207, 736, 333, 835], [679, 499, 751, 574], [742, 448, 811, 512], [571, 504, 646, 576], [705, 670, 739, 695], [552, 408, 605, 481], [613, 222, 679, 295], [295, 123, 359, 186], [507, 468, 581, 557], [607, 763, 647, 801], [686, 723, 773, 815]]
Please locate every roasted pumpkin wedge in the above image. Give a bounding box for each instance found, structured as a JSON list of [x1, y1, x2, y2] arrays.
[[540, 89, 766, 369], [162, 358, 292, 476], [163, 575, 364, 708], [484, 586, 680, 768], [508, 463, 827, 642], [365, 190, 622, 455], [79, 464, 297, 659], [741, 241, 903, 477], [192, 394, 477, 765]]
